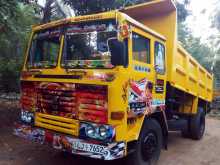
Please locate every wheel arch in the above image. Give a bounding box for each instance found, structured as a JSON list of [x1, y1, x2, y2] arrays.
[[127, 111, 169, 154], [149, 111, 168, 149], [198, 98, 211, 114]]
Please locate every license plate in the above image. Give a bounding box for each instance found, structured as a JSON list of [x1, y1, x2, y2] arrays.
[[72, 141, 109, 156]]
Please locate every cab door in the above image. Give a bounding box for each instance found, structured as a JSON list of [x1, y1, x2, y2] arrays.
[[129, 27, 167, 115], [131, 28, 155, 85], [128, 28, 156, 118]]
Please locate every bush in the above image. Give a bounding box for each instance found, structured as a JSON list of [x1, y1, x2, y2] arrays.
[[0, 58, 22, 93]]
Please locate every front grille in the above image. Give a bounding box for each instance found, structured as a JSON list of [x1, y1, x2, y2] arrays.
[[35, 113, 79, 136], [37, 83, 77, 119], [34, 82, 108, 135], [20, 81, 37, 111], [76, 84, 108, 123]]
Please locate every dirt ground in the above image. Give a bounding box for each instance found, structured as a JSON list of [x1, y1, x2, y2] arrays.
[[1, 100, 220, 165]]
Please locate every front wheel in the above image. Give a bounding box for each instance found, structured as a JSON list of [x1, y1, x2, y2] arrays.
[[127, 118, 162, 165]]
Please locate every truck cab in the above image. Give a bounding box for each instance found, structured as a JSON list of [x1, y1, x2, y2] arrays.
[[15, 0, 213, 164]]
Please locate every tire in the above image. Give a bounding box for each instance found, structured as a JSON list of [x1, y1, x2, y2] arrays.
[[126, 118, 162, 165], [190, 107, 205, 140], [181, 128, 190, 138], [181, 118, 190, 138]]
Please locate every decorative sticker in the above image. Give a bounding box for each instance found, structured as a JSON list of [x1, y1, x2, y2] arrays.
[[155, 79, 164, 93], [14, 124, 125, 160], [86, 72, 115, 82], [134, 65, 151, 73], [128, 78, 165, 118], [155, 86, 164, 93]]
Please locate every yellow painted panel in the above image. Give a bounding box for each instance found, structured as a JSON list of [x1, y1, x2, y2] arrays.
[[36, 113, 78, 124], [189, 59, 198, 79], [36, 116, 77, 130], [35, 113, 79, 136], [124, 0, 213, 102], [35, 121, 77, 136], [176, 51, 186, 67], [171, 45, 213, 102], [20, 0, 214, 146]]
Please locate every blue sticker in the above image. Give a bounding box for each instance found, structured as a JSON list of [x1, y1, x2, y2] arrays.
[[152, 99, 165, 106], [134, 65, 151, 73]]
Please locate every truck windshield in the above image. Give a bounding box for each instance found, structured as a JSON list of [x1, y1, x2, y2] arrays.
[[62, 20, 117, 69], [27, 28, 61, 69]]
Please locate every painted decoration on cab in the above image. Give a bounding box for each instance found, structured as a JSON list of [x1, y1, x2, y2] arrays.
[[14, 124, 125, 160], [36, 82, 108, 123], [128, 78, 165, 118], [37, 82, 77, 119], [86, 72, 115, 82]]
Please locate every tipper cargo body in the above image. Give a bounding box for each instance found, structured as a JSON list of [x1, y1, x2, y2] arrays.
[[123, 0, 213, 103], [15, 0, 213, 164]]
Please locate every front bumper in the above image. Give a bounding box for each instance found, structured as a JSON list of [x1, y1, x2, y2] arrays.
[[14, 124, 125, 160]]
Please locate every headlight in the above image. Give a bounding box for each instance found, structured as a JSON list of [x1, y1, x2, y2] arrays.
[[85, 124, 95, 137], [99, 126, 107, 139], [21, 110, 34, 124], [80, 122, 115, 142]]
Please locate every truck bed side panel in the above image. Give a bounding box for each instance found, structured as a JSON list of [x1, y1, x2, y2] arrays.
[[170, 45, 213, 102]]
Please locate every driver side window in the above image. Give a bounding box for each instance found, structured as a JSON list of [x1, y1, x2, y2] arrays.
[[132, 32, 150, 64]]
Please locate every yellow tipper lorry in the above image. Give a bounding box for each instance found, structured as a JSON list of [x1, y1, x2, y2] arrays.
[[15, 0, 213, 164]]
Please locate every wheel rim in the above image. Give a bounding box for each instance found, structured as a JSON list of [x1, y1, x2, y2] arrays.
[[141, 131, 158, 161]]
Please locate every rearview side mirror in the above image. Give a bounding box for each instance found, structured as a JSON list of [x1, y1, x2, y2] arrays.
[[108, 38, 128, 67]]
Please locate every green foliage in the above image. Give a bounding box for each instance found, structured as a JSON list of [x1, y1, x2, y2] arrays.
[[0, 0, 18, 34], [211, 3, 220, 89], [63, 0, 121, 16], [0, 2, 39, 92], [63, 0, 154, 16], [175, 0, 190, 23], [0, 0, 217, 91], [178, 26, 216, 82], [178, 23, 215, 72], [176, 0, 216, 79], [213, 7, 220, 30], [0, 58, 21, 92]]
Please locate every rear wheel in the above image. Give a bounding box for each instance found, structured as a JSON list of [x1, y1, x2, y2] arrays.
[[181, 107, 205, 140], [127, 119, 162, 165], [181, 118, 190, 138], [190, 107, 205, 140]]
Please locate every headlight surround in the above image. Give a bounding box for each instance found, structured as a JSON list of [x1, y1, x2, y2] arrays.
[[80, 122, 115, 142], [21, 110, 34, 124], [85, 124, 95, 137], [99, 126, 108, 139]]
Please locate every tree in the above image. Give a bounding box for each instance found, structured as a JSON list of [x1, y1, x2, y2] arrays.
[[0, 2, 40, 92], [63, 0, 155, 16], [41, 0, 68, 23], [175, 0, 190, 23], [178, 23, 215, 72], [0, 0, 19, 33], [210, 2, 220, 89], [176, 0, 216, 72], [63, 0, 120, 16], [0, 0, 216, 92]]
